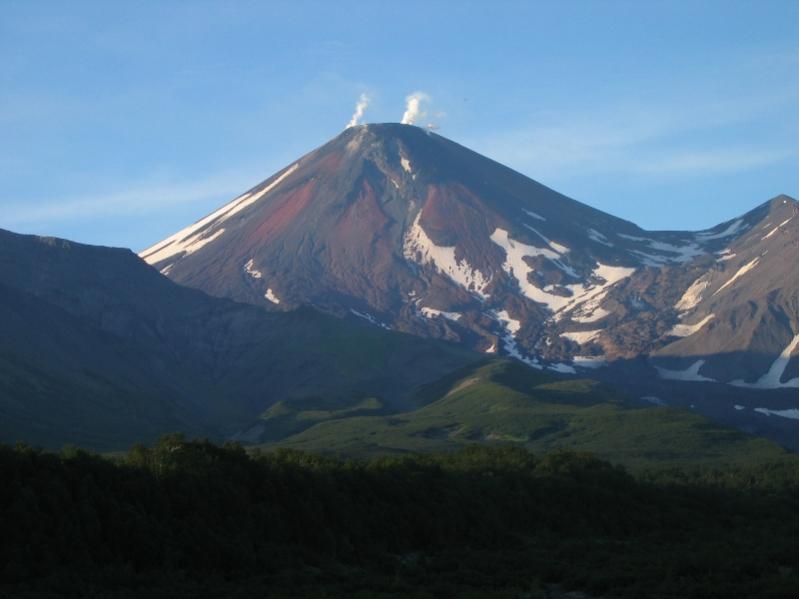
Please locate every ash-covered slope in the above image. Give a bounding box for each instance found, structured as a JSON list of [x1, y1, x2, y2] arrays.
[[647, 196, 799, 387], [0, 228, 478, 449], [141, 123, 797, 389]]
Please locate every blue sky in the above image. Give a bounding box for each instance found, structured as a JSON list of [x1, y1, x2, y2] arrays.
[[2, 1, 797, 251]]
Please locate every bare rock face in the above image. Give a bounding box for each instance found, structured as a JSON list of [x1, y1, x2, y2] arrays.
[[142, 124, 799, 389]]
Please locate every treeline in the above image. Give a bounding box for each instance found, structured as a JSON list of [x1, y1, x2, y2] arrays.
[[2, 436, 799, 598]]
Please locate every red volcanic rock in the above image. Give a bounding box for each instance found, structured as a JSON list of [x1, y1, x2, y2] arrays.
[[141, 124, 799, 387]]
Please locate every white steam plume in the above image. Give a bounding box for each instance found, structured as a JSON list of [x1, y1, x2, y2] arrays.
[[400, 91, 430, 125], [346, 93, 370, 128]]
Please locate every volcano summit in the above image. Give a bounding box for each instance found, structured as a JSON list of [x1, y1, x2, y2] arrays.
[[142, 124, 799, 390]]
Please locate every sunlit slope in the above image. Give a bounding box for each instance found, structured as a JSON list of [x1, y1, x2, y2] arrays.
[[260, 359, 788, 469]]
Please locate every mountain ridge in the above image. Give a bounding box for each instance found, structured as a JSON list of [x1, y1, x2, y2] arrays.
[[140, 123, 799, 394], [0, 227, 480, 449]]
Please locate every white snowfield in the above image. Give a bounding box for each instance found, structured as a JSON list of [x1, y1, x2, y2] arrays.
[[674, 277, 710, 312], [626, 237, 705, 266], [730, 334, 799, 389], [403, 213, 491, 299], [522, 224, 570, 255], [140, 163, 299, 265], [492, 227, 560, 261], [420, 307, 461, 321], [490, 227, 635, 315], [572, 356, 607, 369], [548, 363, 577, 374], [492, 309, 542, 369], [655, 360, 715, 382], [349, 309, 390, 330], [264, 289, 280, 304], [618, 221, 748, 267], [587, 228, 613, 247], [646, 239, 704, 262], [562, 330, 602, 345], [143, 227, 226, 266], [569, 293, 610, 323], [695, 219, 746, 241], [713, 257, 760, 296], [761, 217, 792, 241], [754, 408, 799, 420], [667, 314, 714, 338], [400, 155, 412, 173]]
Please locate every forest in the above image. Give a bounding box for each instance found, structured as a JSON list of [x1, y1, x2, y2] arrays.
[[2, 435, 799, 598]]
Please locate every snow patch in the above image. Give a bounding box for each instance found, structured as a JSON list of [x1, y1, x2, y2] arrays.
[[400, 154, 412, 173], [522, 209, 546, 221], [761, 217, 792, 241], [587, 228, 613, 247], [675, 277, 710, 312], [562, 330, 602, 345], [716, 249, 736, 262], [491, 228, 635, 316], [492, 227, 578, 279], [522, 224, 570, 254], [492, 310, 542, 369], [655, 360, 715, 382], [265, 289, 280, 304], [244, 259, 263, 279], [141, 163, 298, 265], [350, 309, 390, 330], [548, 363, 577, 374], [620, 233, 707, 266], [696, 219, 746, 241], [753, 408, 799, 420], [729, 334, 799, 389], [573, 356, 607, 369], [420, 307, 461, 321], [713, 257, 760, 296], [646, 239, 705, 263], [734, 405, 745, 411], [142, 227, 226, 266], [667, 314, 714, 338], [403, 213, 491, 298]]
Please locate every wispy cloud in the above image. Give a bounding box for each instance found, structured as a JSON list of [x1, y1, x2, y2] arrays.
[[470, 89, 798, 180], [0, 169, 262, 228], [635, 147, 794, 175]]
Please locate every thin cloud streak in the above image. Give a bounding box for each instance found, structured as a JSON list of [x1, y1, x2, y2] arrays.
[[1, 170, 262, 228], [471, 90, 799, 180], [636, 148, 794, 175]]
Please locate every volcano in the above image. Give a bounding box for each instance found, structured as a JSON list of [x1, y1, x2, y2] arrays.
[[141, 123, 799, 391]]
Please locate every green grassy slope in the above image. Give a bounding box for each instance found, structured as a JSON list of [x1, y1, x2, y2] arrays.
[[259, 359, 789, 470]]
